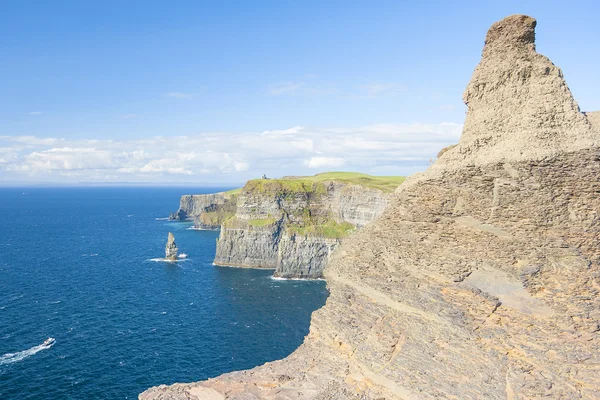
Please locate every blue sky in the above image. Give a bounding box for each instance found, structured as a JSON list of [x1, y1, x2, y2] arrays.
[[1, 0, 598, 185]]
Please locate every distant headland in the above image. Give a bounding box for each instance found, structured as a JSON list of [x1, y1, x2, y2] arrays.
[[169, 172, 405, 278]]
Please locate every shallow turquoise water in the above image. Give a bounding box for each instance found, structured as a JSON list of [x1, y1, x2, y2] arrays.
[[0, 187, 328, 399]]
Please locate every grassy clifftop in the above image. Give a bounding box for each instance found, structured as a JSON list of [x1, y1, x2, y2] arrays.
[[293, 172, 405, 193], [227, 172, 405, 195]]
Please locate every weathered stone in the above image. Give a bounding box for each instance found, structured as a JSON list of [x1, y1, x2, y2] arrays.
[[141, 15, 600, 399], [214, 180, 391, 278], [169, 193, 235, 221], [165, 232, 178, 261]]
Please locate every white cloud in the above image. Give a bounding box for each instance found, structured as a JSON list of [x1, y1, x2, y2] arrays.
[[0, 136, 61, 147], [164, 92, 193, 99], [268, 82, 304, 95], [0, 122, 463, 184], [23, 147, 115, 172], [234, 161, 249, 172], [28, 111, 43, 116], [305, 157, 345, 169], [262, 126, 304, 135]]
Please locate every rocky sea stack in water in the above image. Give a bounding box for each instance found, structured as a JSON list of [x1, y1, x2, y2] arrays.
[[141, 15, 599, 399], [165, 233, 178, 261]]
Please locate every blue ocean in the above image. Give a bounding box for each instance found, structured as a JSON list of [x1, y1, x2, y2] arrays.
[[0, 187, 328, 399]]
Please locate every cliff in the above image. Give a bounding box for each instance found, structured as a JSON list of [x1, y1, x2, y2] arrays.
[[213, 174, 400, 278], [141, 15, 600, 399], [168, 192, 236, 224]]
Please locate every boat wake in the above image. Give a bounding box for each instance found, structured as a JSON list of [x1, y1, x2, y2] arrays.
[[0, 338, 55, 366], [146, 258, 188, 263], [155, 217, 169, 221]]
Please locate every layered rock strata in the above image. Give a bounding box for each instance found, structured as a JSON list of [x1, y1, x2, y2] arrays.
[[213, 180, 392, 278], [165, 232, 178, 261], [142, 15, 600, 399], [169, 193, 235, 223]]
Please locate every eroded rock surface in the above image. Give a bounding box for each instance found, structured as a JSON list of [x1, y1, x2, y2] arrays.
[[141, 15, 600, 399], [214, 180, 392, 278], [165, 232, 178, 261], [169, 193, 234, 222]]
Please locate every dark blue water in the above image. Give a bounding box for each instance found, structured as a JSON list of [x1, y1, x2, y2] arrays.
[[0, 187, 328, 399]]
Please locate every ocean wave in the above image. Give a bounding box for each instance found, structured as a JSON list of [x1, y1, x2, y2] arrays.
[[155, 217, 170, 221], [270, 276, 325, 282], [0, 338, 55, 366], [186, 226, 219, 231], [178, 253, 188, 259], [146, 258, 188, 263]]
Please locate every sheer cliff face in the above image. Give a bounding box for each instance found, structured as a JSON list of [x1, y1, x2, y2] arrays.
[[170, 193, 232, 221], [213, 181, 391, 278], [141, 15, 600, 400]]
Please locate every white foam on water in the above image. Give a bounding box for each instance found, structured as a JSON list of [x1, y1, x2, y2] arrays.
[[178, 253, 188, 259], [270, 276, 325, 282], [146, 258, 188, 263], [0, 338, 55, 366], [155, 217, 169, 221]]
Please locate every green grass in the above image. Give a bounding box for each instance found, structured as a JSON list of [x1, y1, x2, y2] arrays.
[[299, 172, 405, 193], [199, 210, 235, 226], [287, 220, 355, 239], [242, 179, 327, 196], [247, 218, 277, 227], [242, 172, 405, 194], [225, 187, 242, 195], [218, 172, 405, 196]]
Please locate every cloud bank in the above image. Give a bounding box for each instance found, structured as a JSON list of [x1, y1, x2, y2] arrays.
[[0, 122, 462, 184]]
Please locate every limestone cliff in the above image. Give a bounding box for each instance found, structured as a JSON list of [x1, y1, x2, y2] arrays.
[[168, 192, 236, 224], [165, 232, 178, 261], [213, 177, 396, 278], [142, 15, 600, 399]]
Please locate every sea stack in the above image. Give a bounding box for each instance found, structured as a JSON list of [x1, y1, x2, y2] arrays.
[[141, 15, 600, 399], [165, 232, 178, 261]]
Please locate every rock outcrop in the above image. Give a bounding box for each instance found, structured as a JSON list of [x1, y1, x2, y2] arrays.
[[165, 232, 178, 261], [169, 193, 235, 223], [142, 15, 600, 399], [213, 179, 394, 278]]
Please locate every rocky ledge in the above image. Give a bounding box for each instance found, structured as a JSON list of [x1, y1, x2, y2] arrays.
[[142, 15, 600, 399]]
